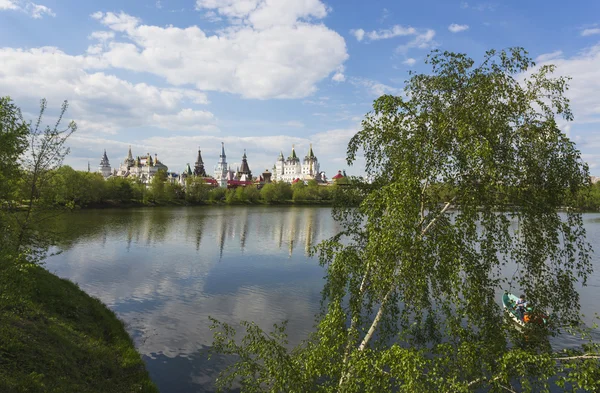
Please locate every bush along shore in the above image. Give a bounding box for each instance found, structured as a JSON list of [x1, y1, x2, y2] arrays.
[[0, 259, 158, 393]]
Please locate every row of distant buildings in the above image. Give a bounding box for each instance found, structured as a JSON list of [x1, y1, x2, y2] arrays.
[[98, 143, 345, 188]]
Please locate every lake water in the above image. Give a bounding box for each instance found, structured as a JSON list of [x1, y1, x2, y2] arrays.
[[44, 207, 600, 392]]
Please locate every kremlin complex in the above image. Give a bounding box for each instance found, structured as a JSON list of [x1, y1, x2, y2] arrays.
[[98, 143, 344, 188]]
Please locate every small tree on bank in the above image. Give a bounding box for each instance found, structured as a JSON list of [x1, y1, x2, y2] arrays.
[[15, 99, 76, 260], [211, 48, 599, 392]]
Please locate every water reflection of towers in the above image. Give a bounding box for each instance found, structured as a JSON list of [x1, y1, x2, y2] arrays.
[[96, 208, 334, 258], [206, 208, 327, 257]]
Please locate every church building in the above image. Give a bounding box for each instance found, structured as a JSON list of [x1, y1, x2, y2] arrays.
[[273, 144, 321, 183]]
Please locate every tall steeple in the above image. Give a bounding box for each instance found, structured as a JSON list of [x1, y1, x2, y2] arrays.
[[302, 143, 318, 177], [125, 145, 134, 168], [239, 149, 252, 179], [214, 142, 228, 188], [194, 147, 206, 177], [289, 144, 299, 162]]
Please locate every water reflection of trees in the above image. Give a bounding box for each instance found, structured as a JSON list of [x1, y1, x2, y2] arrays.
[[50, 207, 339, 257]]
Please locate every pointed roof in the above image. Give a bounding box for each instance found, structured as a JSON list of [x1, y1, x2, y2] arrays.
[[288, 145, 299, 161], [220, 142, 226, 158], [127, 145, 133, 160], [278, 151, 284, 161], [100, 149, 110, 166], [332, 170, 344, 180], [308, 143, 315, 159], [194, 148, 207, 177], [239, 149, 251, 176], [196, 148, 204, 165], [186, 163, 193, 175]]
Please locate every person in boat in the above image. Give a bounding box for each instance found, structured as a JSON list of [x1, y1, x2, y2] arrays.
[[515, 294, 527, 321]]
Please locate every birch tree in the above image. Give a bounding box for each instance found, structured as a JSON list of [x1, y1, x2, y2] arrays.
[[211, 48, 599, 392]]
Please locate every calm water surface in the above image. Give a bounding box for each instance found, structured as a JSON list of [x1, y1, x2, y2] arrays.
[[45, 207, 600, 392]]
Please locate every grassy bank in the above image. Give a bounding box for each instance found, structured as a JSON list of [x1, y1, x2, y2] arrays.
[[0, 259, 158, 393]]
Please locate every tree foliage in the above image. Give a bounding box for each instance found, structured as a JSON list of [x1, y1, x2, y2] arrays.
[[0, 97, 29, 261], [1, 98, 76, 263], [211, 48, 600, 392]]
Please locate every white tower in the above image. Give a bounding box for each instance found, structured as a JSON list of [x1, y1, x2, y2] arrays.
[[214, 142, 228, 188], [275, 151, 285, 181], [302, 144, 319, 178], [98, 150, 111, 178], [286, 145, 301, 182]]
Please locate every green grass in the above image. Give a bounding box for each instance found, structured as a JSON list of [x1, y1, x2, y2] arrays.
[[0, 259, 158, 393]]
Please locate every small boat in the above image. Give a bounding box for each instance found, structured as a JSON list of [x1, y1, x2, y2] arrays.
[[502, 292, 548, 328]]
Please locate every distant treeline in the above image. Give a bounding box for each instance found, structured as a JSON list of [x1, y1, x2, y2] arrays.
[[28, 166, 352, 207], [425, 181, 600, 212], [10, 165, 600, 210]]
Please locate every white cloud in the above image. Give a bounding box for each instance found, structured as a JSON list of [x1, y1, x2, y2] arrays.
[[397, 29, 436, 53], [332, 65, 345, 82], [448, 23, 469, 33], [202, 10, 222, 22], [352, 24, 436, 53], [0, 0, 54, 18], [152, 109, 217, 132], [27, 2, 53, 18], [0, 0, 19, 10], [351, 28, 365, 42], [332, 72, 345, 82], [531, 44, 600, 173], [92, 11, 140, 33], [535, 50, 562, 63], [90, 11, 347, 99], [366, 25, 416, 40], [351, 78, 402, 97], [195, 0, 328, 30], [403, 58, 417, 66], [533, 45, 600, 119], [0, 47, 213, 135], [89, 31, 115, 42], [581, 28, 600, 37]]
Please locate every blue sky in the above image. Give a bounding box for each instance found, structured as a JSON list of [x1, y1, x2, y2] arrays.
[[1, 0, 599, 177]]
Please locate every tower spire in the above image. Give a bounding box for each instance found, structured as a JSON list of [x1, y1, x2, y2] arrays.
[[291, 144, 297, 160], [194, 147, 206, 176]]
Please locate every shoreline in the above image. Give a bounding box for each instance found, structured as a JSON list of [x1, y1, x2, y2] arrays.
[[0, 260, 158, 392]]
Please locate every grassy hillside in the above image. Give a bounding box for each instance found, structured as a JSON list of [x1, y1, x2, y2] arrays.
[[0, 259, 158, 393]]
